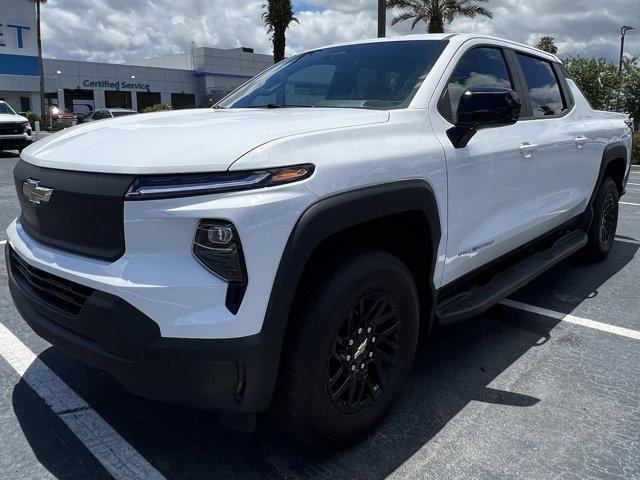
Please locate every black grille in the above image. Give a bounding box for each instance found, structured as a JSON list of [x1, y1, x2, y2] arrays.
[[0, 122, 26, 135], [14, 160, 136, 262], [9, 246, 94, 315]]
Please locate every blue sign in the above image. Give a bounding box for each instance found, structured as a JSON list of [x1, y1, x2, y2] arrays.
[[83, 80, 151, 91], [0, 53, 38, 75]]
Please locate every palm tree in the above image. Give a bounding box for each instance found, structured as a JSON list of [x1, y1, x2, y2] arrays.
[[262, 0, 298, 63], [535, 36, 558, 55], [32, 0, 47, 119], [387, 0, 492, 33]]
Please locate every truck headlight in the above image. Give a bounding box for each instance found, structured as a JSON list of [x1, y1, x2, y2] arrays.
[[125, 164, 314, 200], [193, 220, 247, 314]]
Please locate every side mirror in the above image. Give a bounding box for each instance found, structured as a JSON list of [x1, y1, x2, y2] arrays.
[[446, 87, 522, 149]]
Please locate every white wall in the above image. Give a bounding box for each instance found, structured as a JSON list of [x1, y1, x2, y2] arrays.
[[0, 0, 37, 57]]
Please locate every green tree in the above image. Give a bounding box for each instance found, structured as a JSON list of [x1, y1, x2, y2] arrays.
[[386, 0, 492, 33], [564, 56, 623, 110], [620, 57, 640, 124], [32, 0, 47, 119], [262, 0, 298, 63], [535, 36, 558, 55]]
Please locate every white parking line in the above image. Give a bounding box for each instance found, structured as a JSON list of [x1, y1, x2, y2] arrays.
[[0, 322, 166, 480], [0, 240, 6, 245], [621, 201, 640, 206], [616, 237, 640, 245], [499, 299, 640, 341], [627, 182, 640, 186]]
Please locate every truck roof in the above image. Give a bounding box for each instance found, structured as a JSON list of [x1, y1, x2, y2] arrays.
[[317, 33, 562, 64]]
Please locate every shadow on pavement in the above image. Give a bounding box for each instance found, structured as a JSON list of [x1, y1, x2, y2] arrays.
[[11, 241, 637, 479], [0, 151, 19, 159], [510, 240, 640, 315]]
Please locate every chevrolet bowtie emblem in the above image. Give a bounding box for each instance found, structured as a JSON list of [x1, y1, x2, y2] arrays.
[[22, 179, 53, 205]]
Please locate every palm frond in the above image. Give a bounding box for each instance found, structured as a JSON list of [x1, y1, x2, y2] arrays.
[[390, 0, 492, 32], [411, 15, 426, 30], [455, 5, 493, 19], [390, 11, 418, 26]]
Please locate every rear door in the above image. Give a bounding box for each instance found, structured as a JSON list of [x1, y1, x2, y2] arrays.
[[430, 44, 541, 286], [513, 53, 592, 230]]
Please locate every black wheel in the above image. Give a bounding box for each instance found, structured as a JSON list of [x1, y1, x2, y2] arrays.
[[584, 177, 619, 261], [276, 247, 419, 450]]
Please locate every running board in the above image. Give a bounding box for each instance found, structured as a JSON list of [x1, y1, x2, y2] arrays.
[[437, 231, 588, 323]]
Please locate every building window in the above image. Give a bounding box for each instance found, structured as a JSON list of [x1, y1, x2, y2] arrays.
[[171, 93, 196, 109], [136, 92, 161, 112], [20, 97, 31, 113], [105, 90, 132, 109]]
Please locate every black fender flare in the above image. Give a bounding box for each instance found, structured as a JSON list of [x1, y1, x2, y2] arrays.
[[262, 179, 442, 332], [582, 142, 629, 230], [602, 142, 629, 185]]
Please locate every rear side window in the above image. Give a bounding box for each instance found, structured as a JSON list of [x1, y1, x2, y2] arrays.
[[439, 47, 513, 123], [516, 54, 566, 117]]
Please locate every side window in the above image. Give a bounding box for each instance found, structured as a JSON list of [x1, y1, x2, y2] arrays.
[[439, 47, 513, 123], [516, 54, 566, 117]]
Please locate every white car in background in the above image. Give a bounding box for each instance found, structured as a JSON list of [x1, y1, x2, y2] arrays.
[[0, 101, 32, 153]]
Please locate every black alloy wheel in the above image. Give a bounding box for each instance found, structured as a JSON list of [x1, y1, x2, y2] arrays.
[[584, 176, 619, 261], [327, 292, 401, 414], [600, 191, 617, 248]]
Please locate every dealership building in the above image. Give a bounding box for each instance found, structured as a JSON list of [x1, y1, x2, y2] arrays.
[[0, 0, 273, 115]]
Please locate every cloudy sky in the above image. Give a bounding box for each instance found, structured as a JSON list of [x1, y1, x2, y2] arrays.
[[39, 0, 640, 63]]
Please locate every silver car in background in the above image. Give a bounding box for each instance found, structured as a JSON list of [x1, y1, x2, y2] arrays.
[[84, 108, 138, 122]]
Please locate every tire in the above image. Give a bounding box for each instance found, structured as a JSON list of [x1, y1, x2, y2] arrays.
[[583, 177, 619, 261], [276, 247, 420, 450]]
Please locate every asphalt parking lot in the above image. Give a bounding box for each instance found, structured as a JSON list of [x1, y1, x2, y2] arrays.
[[0, 149, 639, 480]]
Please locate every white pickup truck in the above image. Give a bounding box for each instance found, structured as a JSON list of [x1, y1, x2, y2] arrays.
[[0, 101, 32, 152], [6, 34, 633, 450]]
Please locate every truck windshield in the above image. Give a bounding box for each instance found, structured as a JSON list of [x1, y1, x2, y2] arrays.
[[218, 40, 447, 110], [0, 102, 17, 115]]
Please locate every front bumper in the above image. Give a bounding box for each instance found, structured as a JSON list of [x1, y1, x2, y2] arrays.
[[6, 243, 283, 413], [0, 134, 31, 150]]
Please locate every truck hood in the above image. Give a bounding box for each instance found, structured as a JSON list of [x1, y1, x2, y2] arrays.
[[0, 113, 28, 123], [21, 108, 389, 174]]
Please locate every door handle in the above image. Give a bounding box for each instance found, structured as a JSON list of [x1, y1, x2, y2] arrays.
[[574, 136, 588, 149], [518, 142, 538, 158]]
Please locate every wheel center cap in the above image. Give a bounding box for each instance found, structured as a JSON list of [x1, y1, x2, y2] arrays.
[[354, 338, 368, 359]]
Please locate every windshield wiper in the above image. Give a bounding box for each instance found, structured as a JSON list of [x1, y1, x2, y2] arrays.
[[246, 103, 306, 109]]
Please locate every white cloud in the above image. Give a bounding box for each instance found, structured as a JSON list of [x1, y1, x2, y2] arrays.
[[38, 0, 640, 63]]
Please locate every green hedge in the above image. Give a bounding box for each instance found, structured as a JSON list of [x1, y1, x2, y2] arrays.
[[141, 104, 172, 113], [23, 111, 42, 129]]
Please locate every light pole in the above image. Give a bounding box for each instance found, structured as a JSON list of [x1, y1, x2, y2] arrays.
[[619, 25, 634, 74], [378, 0, 386, 38]]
